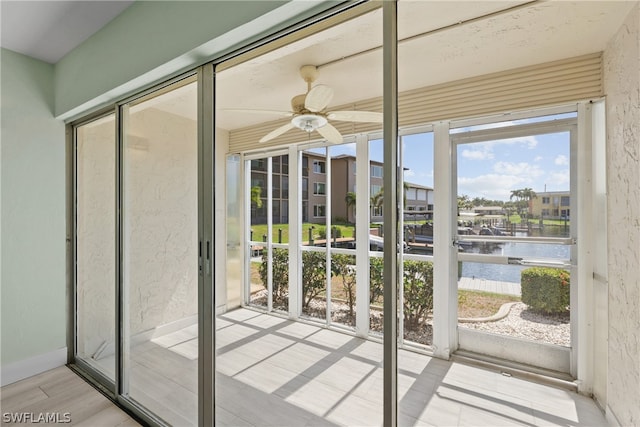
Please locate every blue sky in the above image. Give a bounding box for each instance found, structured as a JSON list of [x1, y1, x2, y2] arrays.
[[321, 118, 572, 201]]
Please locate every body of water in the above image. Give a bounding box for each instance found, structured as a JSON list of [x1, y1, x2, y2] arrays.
[[461, 226, 571, 284]]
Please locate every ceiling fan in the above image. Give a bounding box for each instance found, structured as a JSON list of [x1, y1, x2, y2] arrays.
[[227, 65, 383, 144]]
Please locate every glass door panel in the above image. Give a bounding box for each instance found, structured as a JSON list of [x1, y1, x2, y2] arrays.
[[247, 156, 270, 310], [122, 78, 198, 425], [215, 5, 383, 424], [453, 122, 575, 371], [368, 138, 384, 336], [301, 148, 329, 322], [400, 131, 435, 348], [76, 113, 116, 381]]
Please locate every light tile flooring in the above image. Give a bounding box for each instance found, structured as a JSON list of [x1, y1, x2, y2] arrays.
[[27, 307, 606, 426], [0, 366, 139, 426]]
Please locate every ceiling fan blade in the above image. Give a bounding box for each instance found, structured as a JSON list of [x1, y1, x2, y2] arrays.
[[316, 122, 343, 144], [305, 84, 334, 112], [259, 122, 295, 143], [225, 108, 293, 117], [327, 110, 383, 123]]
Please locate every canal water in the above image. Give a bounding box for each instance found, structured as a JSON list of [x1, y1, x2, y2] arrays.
[[461, 226, 571, 284]]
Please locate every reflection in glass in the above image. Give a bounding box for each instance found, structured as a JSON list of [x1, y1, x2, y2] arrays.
[[122, 79, 198, 425], [76, 114, 116, 380]]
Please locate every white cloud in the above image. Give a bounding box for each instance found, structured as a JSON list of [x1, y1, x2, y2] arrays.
[[459, 135, 539, 162], [458, 174, 528, 200], [554, 154, 569, 166], [461, 148, 493, 160], [534, 156, 543, 162], [493, 161, 544, 179], [546, 170, 570, 188], [404, 170, 416, 178]]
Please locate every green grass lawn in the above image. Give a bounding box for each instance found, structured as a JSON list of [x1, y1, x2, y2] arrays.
[[249, 223, 356, 243]]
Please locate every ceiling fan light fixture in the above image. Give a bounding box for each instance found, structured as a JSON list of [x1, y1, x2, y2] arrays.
[[291, 114, 327, 133]]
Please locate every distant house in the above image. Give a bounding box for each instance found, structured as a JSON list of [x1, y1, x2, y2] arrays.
[[530, 191, 571, 219], [472, 206, 505, 216], [404, 182, 434, 220]]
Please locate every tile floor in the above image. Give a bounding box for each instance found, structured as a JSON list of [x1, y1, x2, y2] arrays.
[[89, 308, 606, 426]]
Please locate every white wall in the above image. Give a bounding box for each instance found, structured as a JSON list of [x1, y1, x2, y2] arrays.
[[124, 106, 198, 335], [0, 49, 66, 372], [603, 4, 640, 426]]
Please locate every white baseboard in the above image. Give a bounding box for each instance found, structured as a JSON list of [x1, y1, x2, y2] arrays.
[[1, 347, 67, 387], [605, 404, 622, 427]]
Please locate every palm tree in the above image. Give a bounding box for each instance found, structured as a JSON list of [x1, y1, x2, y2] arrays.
[[457, 194, 473, 211], [510, 187, 537, 220], [250, 185, 263, 208], [370, 191, 384, 215], [370, 182, 410, 209], [345, 192, 357, 222]]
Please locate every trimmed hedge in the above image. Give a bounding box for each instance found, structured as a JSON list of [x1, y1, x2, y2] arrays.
[[259, 248, 289, 309], [403, 260, 434, 328], [260, 249, 434, 328], [521, 267, 570, 314]]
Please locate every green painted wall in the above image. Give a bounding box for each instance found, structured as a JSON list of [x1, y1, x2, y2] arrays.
[[1, 49, 66, 366], [1, 0, 338, 370], [54, 0, 338, 119]]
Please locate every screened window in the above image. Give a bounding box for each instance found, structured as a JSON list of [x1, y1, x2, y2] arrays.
[[314, 182, 326, 195], [313, 160, 326, 174]]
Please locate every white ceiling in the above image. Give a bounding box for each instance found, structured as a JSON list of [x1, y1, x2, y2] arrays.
[[2, 0, 632, 133], [0, 0, 133, 64], [215, 0, 635, 131]]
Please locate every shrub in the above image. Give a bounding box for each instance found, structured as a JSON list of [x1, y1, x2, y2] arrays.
[[369, 257, 384, 304], [318, 226, 342, 240], [301, 251, 326, 308], [331, 254, 357, 317], [402, 260, 434, 329], [259, 248, 289, 308], [521, 267, 570, 314]]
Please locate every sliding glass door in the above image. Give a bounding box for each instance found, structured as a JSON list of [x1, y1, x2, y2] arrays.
[[120, 77, 199, 425], [75, 113, 116, 382]]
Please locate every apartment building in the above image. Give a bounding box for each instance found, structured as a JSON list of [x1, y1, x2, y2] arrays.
[[530, 191, 571, 219]]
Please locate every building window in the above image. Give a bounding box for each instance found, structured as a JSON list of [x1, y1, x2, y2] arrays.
[[314, 204, 326, 217], [302, 178, 308, 200], [313, 160, 326, 174], [561, 196, 570, 206], [417, 189, 427, 201], [406, 188, 417, 200], [371, 184, 382, 196], [313, 182, 326, 195], [542, 196, 550, 204], [371, 164, 383, 178], [282, 176, 289, 198], [353, 162, 357, 174], [418, 206, 426, 211], [372, 206, 382, 217], [427, 204, 434, 211], [407, 206, 416, 211], [251, 159, 266, 172]]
